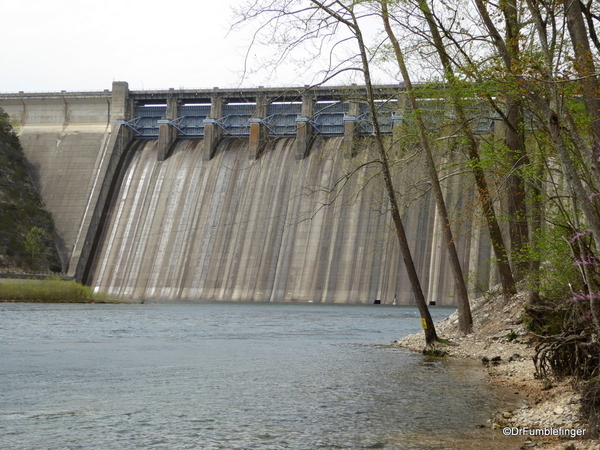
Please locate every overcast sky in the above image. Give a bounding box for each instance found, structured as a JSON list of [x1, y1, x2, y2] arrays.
[[1, 0, 325, 93], [2, 0, 403, 94]]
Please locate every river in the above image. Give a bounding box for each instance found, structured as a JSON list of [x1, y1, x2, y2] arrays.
[[0, 302, 523, 449]]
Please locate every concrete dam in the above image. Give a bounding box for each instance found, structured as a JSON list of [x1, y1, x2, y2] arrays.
[[0, 82, 495, 304]]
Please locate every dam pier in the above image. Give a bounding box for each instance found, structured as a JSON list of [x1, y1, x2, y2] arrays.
[[0, 82, 496, 304]]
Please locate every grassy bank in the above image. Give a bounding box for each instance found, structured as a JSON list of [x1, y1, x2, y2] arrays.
[[0, 278, 110, 303]]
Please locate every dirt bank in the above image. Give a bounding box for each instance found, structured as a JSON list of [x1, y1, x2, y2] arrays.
[[394, 291, 599, 450]]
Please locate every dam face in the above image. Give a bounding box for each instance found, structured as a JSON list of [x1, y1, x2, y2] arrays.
[[0, 82, 493, 304], [90, 136, 427, 302]]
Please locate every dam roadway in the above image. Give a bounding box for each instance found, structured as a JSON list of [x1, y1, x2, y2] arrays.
[[0, 82, 495, 304]]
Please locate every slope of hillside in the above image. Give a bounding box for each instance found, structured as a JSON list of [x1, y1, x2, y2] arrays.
[[0, 108, 60, 274]]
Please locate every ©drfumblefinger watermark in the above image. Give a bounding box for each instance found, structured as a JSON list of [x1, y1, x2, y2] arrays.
[[502, 427, 587, 438]]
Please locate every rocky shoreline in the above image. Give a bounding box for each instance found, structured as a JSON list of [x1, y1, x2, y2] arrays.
[[394, 291, 599, 450]]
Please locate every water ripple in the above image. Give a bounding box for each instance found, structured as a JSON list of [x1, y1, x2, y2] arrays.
[[0, 302, 522, 449]]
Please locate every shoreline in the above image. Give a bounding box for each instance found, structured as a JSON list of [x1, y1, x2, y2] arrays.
[[394, 291, 599, 450]]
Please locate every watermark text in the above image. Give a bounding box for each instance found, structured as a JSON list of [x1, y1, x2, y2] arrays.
[[503, 427, 586, 438]]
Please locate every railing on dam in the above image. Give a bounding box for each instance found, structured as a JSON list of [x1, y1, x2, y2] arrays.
[[108, 84, 407, 141], [128, 99, 396, 139]]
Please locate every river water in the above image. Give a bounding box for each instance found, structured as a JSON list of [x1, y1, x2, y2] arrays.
[[0, 302, 523, 449]]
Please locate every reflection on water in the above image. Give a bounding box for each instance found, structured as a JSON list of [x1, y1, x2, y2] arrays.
[[0, 302, 524, 449]]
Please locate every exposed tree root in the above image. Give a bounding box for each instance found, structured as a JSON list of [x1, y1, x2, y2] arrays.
[[534, 333, 600, 380]]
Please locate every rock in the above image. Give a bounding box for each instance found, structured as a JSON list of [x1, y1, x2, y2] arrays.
[[491, 356, 502, 362], [553, 406, 564, 415]]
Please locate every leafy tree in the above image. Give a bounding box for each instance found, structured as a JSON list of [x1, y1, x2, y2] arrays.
[[24, 226, 45, 262], [378, 0, 472, 333], [408, 0, 517, 298]]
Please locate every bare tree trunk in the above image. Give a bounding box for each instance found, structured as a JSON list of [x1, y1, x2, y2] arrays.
[[309, 0, 440, 345], [565, 0, 600, 190], [503, 0, 530, 281], [551, 112, 600, 256], [473, 0, 530, 281], [505, 101, 530, 281], [526, 0, 600, 256], [528, 171, 543, 305], [379, 0, 472, 334], [416, 0, 517, 298]]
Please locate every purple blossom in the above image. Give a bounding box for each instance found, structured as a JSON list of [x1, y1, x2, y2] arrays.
[[572, 256, 600, 266], [570, 229, 593, 242], [568, 290, 600, 304]]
